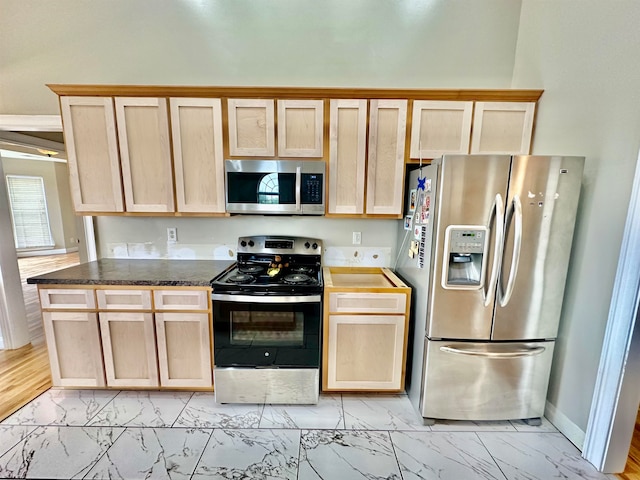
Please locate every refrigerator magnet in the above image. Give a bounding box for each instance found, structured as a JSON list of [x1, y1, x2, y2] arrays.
[[404, 215, 412, 230], [409, 189, 417, 212], [420, 207, 429, 224], [414, 224, 421, 239]]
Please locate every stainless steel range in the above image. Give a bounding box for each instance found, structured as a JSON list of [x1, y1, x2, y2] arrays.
[[210, 235, 323, 404]]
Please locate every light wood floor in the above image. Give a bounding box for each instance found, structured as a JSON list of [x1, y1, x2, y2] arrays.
[[0, 252, 79, 422], [618, 408, 640, 479]]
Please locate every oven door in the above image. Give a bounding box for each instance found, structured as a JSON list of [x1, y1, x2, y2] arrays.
[[212, 294, 321, 368]]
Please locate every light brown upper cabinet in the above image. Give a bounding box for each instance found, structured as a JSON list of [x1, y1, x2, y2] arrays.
[[59, 96, 124, 213], [170, 98, 226, 213], [115, 97, 175, 212], [410, 101, 473, 159], [328, 99, 367, 214], [366, 100, 408, 215], [277, 100, 324, 157], [227, 99, 275, 157], [471, 102, 535, 155]]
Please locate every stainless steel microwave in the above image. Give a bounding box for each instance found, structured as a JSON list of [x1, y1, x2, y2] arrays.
[[225, 160, 325, 215]]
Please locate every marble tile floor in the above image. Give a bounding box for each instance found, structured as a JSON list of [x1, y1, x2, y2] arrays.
[[0, 389, 616, 480]]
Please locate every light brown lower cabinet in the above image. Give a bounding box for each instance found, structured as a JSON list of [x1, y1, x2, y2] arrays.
[[322, 267, 411, 392], [38, 286, 213, 390]]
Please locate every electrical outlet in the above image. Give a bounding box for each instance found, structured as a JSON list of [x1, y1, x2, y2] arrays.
[[167, 227, 177, 243], [352, 232, 362, 245]]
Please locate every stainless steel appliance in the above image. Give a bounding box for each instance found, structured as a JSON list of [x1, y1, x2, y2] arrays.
[[211, 235, 323, 404], [225, 159, 325, 215], [395, 154, 584, 425]]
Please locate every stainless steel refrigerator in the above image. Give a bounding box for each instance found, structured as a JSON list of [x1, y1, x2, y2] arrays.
[[395, 154, 584, 424]]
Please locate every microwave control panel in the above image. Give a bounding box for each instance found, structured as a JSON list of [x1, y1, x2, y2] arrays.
[[301, 174, 323, 204]]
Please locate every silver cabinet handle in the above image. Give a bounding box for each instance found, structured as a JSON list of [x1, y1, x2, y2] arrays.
[[484, 193, 504, 307], [499, 195, 522, 307], [440, 344, 545, 358]]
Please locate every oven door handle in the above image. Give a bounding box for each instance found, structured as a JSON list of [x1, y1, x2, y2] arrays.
[[211, 294, 321, 303]]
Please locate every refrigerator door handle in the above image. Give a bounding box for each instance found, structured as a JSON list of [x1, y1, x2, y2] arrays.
[[499, 195, 523, 307], [440, 344, 546, 358], [484, 193, 504, 307]]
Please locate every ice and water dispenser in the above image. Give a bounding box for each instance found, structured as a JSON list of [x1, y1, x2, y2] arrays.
[[441, 226, 488, 289]]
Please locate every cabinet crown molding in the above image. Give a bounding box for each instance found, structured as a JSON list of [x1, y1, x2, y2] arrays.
[[47, 84, 543, 102]]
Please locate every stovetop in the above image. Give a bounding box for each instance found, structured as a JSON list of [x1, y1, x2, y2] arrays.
[[211, 235, 323, 295]]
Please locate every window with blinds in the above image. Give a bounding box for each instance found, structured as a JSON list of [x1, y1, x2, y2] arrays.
[[5, 175, 54, 249]]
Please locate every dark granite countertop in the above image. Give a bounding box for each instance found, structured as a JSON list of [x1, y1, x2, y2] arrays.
[[26, 259, 236, 287]]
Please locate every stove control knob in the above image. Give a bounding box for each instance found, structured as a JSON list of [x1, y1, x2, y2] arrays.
[[248, 240, 255, 247], [304, 242, 311, 249], [240, 240, 247, 247], [312, 243, 318, 250]]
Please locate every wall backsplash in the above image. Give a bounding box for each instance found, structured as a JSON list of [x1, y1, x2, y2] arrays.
[[96, 216, 399, 267]]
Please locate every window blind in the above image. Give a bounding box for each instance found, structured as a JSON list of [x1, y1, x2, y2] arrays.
[[5, 175, 54, 249]]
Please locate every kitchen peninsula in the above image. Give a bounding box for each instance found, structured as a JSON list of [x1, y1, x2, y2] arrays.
[[27, 259, 233, 390]]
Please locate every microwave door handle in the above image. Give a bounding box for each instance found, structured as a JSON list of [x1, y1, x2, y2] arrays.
[[295, 166, 302, 212], [499, 195, 523, 307], [484, 193, 504, 307]]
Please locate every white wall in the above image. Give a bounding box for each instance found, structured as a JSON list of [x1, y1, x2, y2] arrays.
[[95, 215, 400, 267], [512, 0, 640, 443], [0, 0, 522, 115]]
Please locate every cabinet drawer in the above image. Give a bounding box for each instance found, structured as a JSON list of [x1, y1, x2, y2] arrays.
[[328, 292, 406, 314], [153, 290, 209, 311], [97, 289, 152, 310], [39, 288, 96, 310]]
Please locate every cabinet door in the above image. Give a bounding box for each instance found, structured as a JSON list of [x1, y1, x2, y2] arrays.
[[170, 98, 226, 213], [115, 97, 175, 212], [328, 99, 367, 214], [277, 99, 324, 157], [410, 100, 473, 159], [60, 96, 123, 212], [227, 99, 275, 156], [326, 314, 406, 391], [99, 311, 159, 387], [42, 311, 105, 387], [155, 312, 212, 388], [470, 102, 535, 155], [366, 100, 407, 215]]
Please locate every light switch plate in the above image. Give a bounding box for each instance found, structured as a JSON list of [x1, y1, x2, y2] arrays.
[[352, 232, 361, 245]]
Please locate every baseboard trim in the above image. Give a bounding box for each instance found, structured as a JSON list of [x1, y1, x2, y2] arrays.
[[17, 247, 78, 258], [545, 400, 586, 450]]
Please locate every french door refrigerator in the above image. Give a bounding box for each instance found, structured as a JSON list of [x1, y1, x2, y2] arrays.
[[395, 154, 584, 424]]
